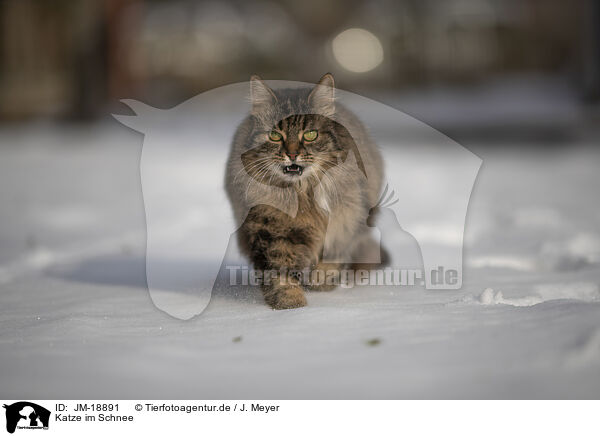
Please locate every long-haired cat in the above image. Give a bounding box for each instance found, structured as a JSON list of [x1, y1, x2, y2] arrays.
[[225, 73, 385, 309]]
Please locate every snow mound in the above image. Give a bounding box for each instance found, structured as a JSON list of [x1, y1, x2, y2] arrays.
[[474, 283, 600, 307]]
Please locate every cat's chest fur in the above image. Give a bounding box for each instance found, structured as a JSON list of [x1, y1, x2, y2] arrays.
[[299, 194, 361, 264]]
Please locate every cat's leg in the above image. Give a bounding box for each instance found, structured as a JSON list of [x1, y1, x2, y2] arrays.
[[350, 232, 389, 271], [305, 262, 342, 292], [261, 238, 320, 309], [240, 207, 320, 309]]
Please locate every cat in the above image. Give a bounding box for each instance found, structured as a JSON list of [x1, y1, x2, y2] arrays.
[[225, 73, 385, 309]]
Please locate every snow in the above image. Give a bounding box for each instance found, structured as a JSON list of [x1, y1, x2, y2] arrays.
[[1, 118, 600, 399], [474, 283, 600, 307]]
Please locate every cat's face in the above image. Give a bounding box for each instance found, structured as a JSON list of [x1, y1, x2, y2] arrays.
[[242, 113, 348, 185], [241, 74, 349, 187]]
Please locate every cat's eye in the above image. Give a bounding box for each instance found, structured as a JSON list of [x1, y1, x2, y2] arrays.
[[303, 130, 318, 142], [268, 130, 282, 142]]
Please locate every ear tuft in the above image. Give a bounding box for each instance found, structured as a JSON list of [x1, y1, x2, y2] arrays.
[[317, 73, 335, 89]]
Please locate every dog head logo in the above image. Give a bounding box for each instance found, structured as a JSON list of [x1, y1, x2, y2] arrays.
[[3, 402, 50, 434], [114, 76, 481, 319]]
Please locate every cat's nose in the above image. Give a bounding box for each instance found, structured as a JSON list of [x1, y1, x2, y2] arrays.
[[286, 152, 298, 161]]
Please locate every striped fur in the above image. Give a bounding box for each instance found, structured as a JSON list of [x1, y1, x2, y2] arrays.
[[225, 74, 384, 309]]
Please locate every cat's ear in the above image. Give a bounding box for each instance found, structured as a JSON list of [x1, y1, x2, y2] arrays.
[[250, 75, 277, 113], [309, 73, 335, 115]]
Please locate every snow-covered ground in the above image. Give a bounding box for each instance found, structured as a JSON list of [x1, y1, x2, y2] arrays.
[[1, 118, 599, 399]]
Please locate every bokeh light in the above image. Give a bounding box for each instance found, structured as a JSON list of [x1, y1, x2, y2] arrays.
[[332, 28, 384, 73]]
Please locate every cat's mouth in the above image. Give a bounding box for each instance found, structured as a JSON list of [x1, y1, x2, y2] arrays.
[[283, 164, 303, 176]]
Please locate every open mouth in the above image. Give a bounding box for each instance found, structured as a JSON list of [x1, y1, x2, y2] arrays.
[[283, 164, 303, 176]]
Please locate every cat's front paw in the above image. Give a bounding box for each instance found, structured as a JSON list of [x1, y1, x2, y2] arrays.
[[267, 286, 307, 310]]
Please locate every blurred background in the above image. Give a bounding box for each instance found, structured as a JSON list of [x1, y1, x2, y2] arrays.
[[1, 0, 599, 140]]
